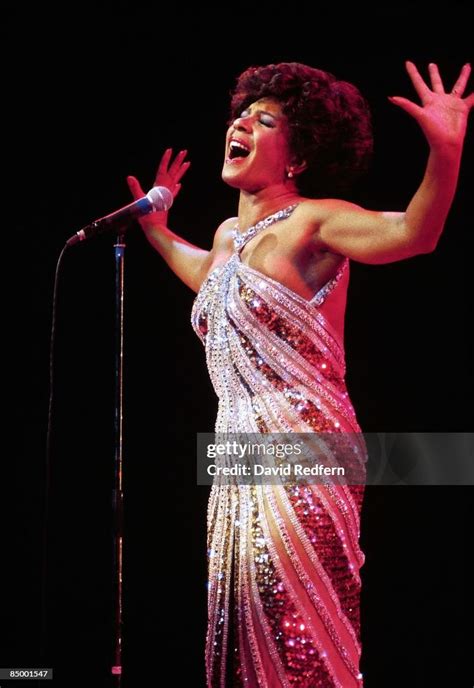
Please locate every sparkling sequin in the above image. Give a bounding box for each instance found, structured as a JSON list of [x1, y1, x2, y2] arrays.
[[237, 278, 343, 389], [191, 205, 366, 687], [235, 326, 341, 433], [249, 486, 334, 687], [287, 486, 362, 642]]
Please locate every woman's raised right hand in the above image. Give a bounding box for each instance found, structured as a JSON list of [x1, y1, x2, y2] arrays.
[[127, 148, 191, 228]]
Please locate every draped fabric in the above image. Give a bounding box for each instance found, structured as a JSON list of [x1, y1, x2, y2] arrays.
[[191, 205, 366, 687]]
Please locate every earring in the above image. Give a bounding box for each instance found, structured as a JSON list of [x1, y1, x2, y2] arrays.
[[287, 169, 294, 178]]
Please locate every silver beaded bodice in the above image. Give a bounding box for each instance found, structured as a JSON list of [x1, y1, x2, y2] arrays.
[[191, 204, 356, 435]]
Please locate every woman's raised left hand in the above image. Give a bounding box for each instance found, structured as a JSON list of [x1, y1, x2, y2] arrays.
[[389, 61, 474, 151]]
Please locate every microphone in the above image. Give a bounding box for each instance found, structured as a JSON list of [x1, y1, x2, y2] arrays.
[[66, 186, 173, 246]]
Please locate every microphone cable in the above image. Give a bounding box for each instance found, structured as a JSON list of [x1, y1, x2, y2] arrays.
[[39, 242, 68, 677]]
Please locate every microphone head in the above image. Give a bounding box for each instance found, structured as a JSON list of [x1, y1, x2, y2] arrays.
[[147, 186, 174, 211]]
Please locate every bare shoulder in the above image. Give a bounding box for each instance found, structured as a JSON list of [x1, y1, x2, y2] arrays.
[[294, 198, 364, 252], [298, 197, 408, 263], [212, 216, 238, 250], [298, 197, 363, 226]]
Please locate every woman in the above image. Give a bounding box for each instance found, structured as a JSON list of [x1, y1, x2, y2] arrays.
[[127, 61, 472, 687]]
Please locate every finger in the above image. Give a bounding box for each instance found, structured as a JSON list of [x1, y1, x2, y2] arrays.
[[127, 175, 145, 200], [388, 96, 424, 119], [464, 92, 474, 109], [405, 61, 432, 101], [174, 161, 191, 183], [428, 63, 445, 94], [157, 148, 173, 174], [169, 149, 189, 175], [154, 159, 190, 188], [174, 183, 182, 198], [451, 63, 471, 97]]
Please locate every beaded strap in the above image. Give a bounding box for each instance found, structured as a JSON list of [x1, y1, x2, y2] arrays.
[[232, 204, 299, 253]]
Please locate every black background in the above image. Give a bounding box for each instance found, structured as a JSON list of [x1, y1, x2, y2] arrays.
[[6, 4, 473, 687]]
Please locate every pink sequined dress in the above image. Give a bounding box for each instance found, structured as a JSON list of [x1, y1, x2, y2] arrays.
[[191, 205, 366, 688]]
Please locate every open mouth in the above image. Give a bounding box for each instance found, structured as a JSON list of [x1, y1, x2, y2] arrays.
[[227, 140, 251, 162]]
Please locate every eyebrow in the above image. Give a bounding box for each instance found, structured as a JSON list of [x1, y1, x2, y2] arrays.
[[244, 107, 282, 120]]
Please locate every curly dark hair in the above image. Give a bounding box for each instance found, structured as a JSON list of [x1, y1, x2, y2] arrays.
[[229, 62, 373, 197]]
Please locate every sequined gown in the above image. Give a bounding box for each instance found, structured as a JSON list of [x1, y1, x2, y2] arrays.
[[191, 205, 366, 688]]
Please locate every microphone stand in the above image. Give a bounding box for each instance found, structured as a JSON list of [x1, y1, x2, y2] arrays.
[[111, 232, 125, 685]]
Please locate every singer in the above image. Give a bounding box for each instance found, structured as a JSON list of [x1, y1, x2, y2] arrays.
[[127, 62, 473, 687]]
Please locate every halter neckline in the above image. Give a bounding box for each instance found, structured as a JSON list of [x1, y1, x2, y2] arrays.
[[232, 204, 299, 253]]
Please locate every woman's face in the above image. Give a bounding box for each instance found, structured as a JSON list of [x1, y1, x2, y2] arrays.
[[222, 97, 293, 192]]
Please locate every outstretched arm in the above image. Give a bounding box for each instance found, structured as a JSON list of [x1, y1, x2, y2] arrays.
[[314, 61, 473, 264], [128, 149, 231, 292]]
